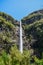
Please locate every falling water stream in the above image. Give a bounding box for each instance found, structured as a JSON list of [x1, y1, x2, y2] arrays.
[[20, 21, 23, 53]]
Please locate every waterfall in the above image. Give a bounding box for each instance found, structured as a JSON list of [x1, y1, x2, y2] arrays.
[[20, 21, 23, 53]]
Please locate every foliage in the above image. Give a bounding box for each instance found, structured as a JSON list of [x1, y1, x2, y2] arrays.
[[23, 19, 43, 58], [0, 10, 43, 65], [0, 12, 15, 24], [34, 56, 43, 65], [21, 12, 43, 25], [0, 45, 31, 65], [0, 13, 16, 52], [0, 45, 43, 65], [0, 16, 15, 29], [0, 56, 5, 65]]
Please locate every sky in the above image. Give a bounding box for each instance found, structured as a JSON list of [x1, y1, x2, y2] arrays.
[[0, 0, 43, 20]]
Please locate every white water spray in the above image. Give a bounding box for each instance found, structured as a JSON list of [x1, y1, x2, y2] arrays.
[[20, 21, 23, 53]]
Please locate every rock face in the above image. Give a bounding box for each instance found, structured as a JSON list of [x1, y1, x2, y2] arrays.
[[22, 9, 43, 58], [0, 9, 43, 58]]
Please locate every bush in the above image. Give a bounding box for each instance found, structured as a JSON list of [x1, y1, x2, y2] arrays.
[[34, 56, 43, 65], [0, 45, 43, 65]]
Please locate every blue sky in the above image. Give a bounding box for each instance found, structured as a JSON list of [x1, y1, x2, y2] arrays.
[[0, 0, 43, 20]]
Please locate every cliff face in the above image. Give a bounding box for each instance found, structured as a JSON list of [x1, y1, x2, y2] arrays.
[[22, 9, 43, 58], [0, 10, 43, 58]]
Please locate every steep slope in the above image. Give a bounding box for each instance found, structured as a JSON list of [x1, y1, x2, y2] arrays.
[[22, 9, 43, 58], [0, 9, 43, 58], [0, 12, 20, 53], [22, 9, 43, 25]]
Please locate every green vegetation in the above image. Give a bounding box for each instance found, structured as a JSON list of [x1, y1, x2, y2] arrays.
[[22, 13, 43, 21], [0, 12, 15, 24], [22, 13, 43, 22], [22, 19, 43, 58], [22, 10, 43, 61], [0, 45, 43, 65], [0, 10, 43, 65], [0, 12, 16, 53]]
